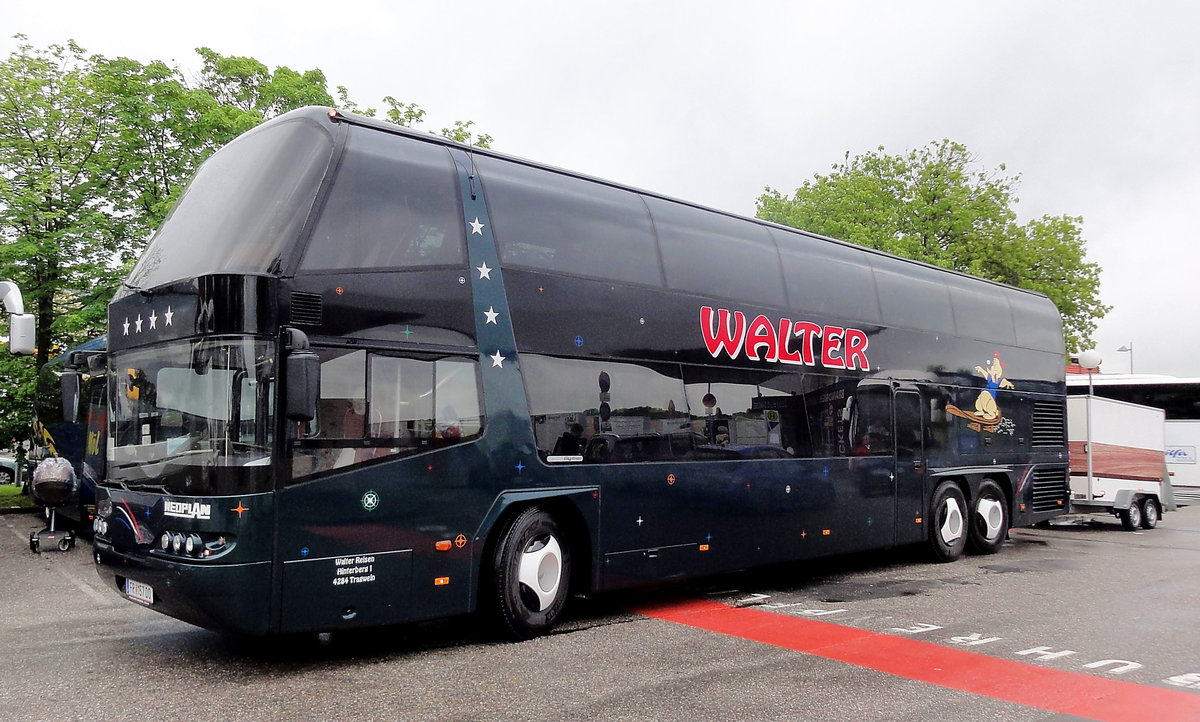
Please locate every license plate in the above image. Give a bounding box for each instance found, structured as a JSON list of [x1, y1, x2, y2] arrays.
[[125, 578, 154, 605]]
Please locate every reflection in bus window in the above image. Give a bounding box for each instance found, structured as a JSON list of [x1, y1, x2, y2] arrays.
[[292, 349, 483, 479], [681, 366, 797, 460], [522, 355, 690, 463]]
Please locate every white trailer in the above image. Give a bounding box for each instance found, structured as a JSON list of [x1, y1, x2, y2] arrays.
[[1068, 395, 1175, 530]]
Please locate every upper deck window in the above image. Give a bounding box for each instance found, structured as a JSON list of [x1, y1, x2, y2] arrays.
[[301, 129, 465, 270], [475, 156, 663, 286], [646, 197, 786, 307], [126, 115, 335, 290], [772, 229, 881, 323], [871, 257, 955, 334]]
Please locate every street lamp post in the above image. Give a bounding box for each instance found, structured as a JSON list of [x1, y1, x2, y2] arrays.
[[1078, 350, 1103, 502], [1117, 343, 1133, 375]]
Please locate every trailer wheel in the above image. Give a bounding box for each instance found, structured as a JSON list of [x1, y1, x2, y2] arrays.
[[1139, 497, 1160, 529], [1119, 499, 1143, 531], [491, 506, 571, 640], [929, 480, 968, 562], [967, 480, 1009, 555]]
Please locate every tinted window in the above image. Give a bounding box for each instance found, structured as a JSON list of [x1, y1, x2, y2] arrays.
[[871, 258, 954, 333], [292, 348, 482, 479], [521, 354, 690, 463], [1006, 289, 1064, 352], [948, 278, 1017, 344], [128, 115, 334, 289], [647, 197, 785, 306], [475, 156, 663, 286], [302, 129, 464, 270], [772, 229, 881, 322], [681, 365, 799, 460]]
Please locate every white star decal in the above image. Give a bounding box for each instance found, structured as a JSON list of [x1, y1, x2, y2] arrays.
[[469, 217, 485, 235], [164, 306, 173, 326], [122, 317, 130, 336], [149, 310, 157, 329], [477, 262, 492, 280], [484, 306, 499, 324], [490, 350, 505, 368], [135, 314, 143, 333]]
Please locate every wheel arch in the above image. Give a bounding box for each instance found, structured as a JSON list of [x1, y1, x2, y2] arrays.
[[472, 487, 598, 611]]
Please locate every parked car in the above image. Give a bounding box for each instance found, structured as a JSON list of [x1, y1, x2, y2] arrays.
[[0, 455, 19, 484]]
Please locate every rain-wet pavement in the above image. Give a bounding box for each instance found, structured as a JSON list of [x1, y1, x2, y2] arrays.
[[3, 503, 1199, 721]]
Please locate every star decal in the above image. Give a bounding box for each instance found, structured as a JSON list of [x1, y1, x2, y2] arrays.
[[469, 217, 485, 235], [164, 306, 173, 326], [483, 306, 499, 325], [122, 317, 130, 336], [135, 314, 143, 333], [149, 310, 157, 329], [490, 350, 505, 368], [477, 262, 492, 280]]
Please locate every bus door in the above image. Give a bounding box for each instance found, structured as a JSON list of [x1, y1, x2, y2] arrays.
[[893, 387, 926, 546]]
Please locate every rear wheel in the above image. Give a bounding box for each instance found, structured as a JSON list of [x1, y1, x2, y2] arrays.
[[1139, 497, 1160, 529], [929, 480, 968, 562], [1119, 500, 1143, 531], [491, 506, 571, 640], [967, 480, 1009, 555]]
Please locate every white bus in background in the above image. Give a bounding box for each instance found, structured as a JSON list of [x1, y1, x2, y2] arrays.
[[1067, 374, 1200, 497]]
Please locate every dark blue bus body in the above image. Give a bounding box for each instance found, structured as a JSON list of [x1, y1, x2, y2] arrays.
[[92, 108, 1068, 637]]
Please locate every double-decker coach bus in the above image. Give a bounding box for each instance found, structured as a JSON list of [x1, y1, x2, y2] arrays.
[[31, 335, 108, 528], [91, 107, 1069, 638]]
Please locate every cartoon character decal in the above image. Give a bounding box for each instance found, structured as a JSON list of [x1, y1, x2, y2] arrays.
[[947, 352, 1014, 433]]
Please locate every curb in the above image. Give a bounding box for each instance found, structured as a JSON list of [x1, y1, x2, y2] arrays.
[[0, 506, 40, 516]]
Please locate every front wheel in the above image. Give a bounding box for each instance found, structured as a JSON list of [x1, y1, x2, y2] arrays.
[[929, 480, 968, 562], [1139, 497, 1160, 529], [967, 480, 1009, 555], [491, 507, 571, 640]]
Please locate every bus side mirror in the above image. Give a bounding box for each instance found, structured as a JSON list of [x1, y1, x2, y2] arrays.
[[8, 312, 34, 356], [62, 369, 81, 424], [286, 351, 320, 422]]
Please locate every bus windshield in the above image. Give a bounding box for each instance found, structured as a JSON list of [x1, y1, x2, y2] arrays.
[[107, 337, 275, 495], [123, 113, 335, 291]]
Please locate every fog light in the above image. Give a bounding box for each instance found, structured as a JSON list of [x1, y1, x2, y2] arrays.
[[161, 532, 172, 551], [184, 534, 203, 556], [171, 533, 184, 554]]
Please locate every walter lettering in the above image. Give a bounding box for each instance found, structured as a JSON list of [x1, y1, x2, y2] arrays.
[[700, 306, 871, 371]]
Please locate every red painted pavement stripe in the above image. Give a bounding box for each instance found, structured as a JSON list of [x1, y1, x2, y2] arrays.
[[639, 598, 1200, 722]]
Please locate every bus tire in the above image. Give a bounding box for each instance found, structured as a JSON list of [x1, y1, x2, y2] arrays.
[[1139, 497, 1160, 529], [967, 480, 1009, 555], [491, 506, 571, 640], [929, 480, 967, 562], [1119, 500, 1142, 531]]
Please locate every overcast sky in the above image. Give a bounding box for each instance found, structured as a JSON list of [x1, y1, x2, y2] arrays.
[[5, 1, 1197, 376]]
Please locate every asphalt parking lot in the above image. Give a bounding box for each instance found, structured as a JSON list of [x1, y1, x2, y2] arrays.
[[3, 504, 1200, 721]]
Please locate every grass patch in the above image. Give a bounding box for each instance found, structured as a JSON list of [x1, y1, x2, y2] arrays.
[[0, 483, 35, 509]]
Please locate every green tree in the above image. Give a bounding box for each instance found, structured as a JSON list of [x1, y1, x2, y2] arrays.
[[756, 140, 1107, 352], [0, 37, 493, 448]]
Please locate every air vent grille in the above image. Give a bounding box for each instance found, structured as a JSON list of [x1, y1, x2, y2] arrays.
[[290, 292, 323, 326], [1031, 401, 1065, 447], [1031, 467, 1068, 512]]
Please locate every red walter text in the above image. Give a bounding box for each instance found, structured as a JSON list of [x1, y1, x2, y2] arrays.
[[700, 306, 871, 371]]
